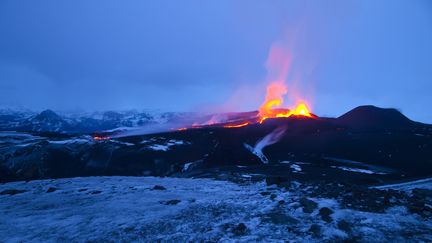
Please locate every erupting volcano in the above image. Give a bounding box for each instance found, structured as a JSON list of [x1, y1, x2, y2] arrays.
[[91, 43, 316, 140], [214, 79, 315, 128], [210, 42, 315, 128], [201, 81, 315, 130], [169, 80, 315, 133], [168, 80, 315, 133]]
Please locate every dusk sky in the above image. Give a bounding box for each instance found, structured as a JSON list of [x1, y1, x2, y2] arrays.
[[0, 0, 431, 122]]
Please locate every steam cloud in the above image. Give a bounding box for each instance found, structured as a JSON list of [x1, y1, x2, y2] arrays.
[[244, 126, 287, 163]]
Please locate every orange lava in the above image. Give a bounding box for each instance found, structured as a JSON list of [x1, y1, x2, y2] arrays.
[[223, 122, 250, 128], [93, 136, 110, 141], [177, 127, 187, 131], [258, 82, 312, 123]]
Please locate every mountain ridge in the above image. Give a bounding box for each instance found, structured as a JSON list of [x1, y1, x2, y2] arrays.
[[0, 105, 430, 134]]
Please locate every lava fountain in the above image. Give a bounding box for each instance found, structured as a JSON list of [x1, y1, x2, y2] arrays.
[[257, 82, 313, 123]]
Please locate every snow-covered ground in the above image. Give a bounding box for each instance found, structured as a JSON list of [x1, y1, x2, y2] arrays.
[[0, 176, 431, 242], [374, 177, 432, 191], [331, 166, 386, 175], [145, 139, 187, 151]]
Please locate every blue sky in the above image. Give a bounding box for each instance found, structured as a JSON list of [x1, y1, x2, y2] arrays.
[[0, 0, 431, 122]]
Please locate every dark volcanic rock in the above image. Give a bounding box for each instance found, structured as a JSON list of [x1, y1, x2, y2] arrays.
[[232, 223, 247, 235], [152, 185, 167, 190], [319, 207, 334, 222], [309, 224, 321, 237], [300, 197, 318, 213], [309, 183, 349, 199], [408, 190, 432, 218], [265, 176, 289, 186], [161, 199, 181, 205], [412, 188, 432, 198], [341, 187, 399, 213], [263, 212, 299, 225], [337, 220, 351, 233], [0, 189, 27, 195], [46, 187, 57, 193]]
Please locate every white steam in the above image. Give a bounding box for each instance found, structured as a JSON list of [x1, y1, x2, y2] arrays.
[[244, 126, 287, 164]]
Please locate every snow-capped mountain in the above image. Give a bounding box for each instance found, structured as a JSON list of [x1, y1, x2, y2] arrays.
[[0, 108, 196, 133]]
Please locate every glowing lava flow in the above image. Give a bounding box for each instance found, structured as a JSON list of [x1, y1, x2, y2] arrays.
[[223, 122, 250, 128], [258, 82, 312, 123], [93, 135, 110, 141]]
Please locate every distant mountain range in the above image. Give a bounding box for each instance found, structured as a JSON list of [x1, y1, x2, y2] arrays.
[[1, 105, 431, 183], [0, 109, 201, 133], [0, 105, 428, 134]]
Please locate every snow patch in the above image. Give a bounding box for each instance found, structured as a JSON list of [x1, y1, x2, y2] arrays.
[[147, 139, 187, 151], [331, 166, 386, 175], [280, 161, 292, 164], [110, 140, 135, 146], [148, 144, 170, 151], [374, 177, 432, 191], [183, 162, 193, 172], [49, 138, 91, 145], [290, 164, 302, 173]]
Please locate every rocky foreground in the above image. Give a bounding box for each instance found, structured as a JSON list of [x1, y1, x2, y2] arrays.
[[1, 176, 431, 242]]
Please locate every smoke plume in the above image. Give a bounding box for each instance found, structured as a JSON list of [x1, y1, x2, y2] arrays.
[[244, 126, 287, 163]]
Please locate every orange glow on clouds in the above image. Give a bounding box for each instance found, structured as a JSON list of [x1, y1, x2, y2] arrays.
[[257, 41, 313, 123]]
